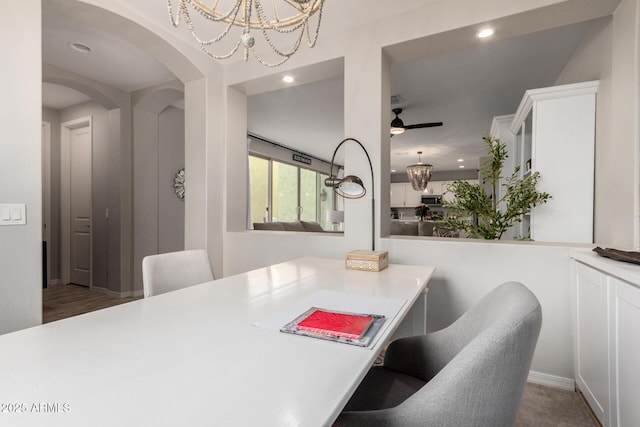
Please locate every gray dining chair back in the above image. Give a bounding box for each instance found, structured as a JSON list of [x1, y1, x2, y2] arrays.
[[336, 281, 542, 427], [142, 249, 214, 298]]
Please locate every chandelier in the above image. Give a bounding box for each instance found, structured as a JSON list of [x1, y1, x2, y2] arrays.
[[167, 0, 326, 67], [406, 151, 433, 191]]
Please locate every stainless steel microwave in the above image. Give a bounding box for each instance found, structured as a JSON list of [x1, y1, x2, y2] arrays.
[[421, 195, 442, 206]]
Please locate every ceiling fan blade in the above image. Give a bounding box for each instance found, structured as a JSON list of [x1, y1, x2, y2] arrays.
[[404, 122, 443, 130]]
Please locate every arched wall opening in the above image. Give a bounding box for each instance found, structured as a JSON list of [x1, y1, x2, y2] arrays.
[[42, 0, 217, 294], [42, 68, 127, 294]]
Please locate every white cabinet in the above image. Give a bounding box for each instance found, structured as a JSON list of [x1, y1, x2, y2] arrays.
[[390, 183, 406, 207], [426, 181, 443, 196], [611, 278, 640, 427], [574, 262, 610, 425], [405, 184, 422, 206], [391, 180, 478, 207], [390, 183, 423, 207], [509, 81, 598, 243], [571, 253, 640, 427]]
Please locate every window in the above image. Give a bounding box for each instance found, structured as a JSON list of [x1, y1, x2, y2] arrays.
[[248, 155, 335, 230], [248, 156, 269, 225], [300, 168, 316, 222], [272, 161, 298, 222]]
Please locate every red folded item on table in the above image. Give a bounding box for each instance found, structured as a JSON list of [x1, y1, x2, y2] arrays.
[[295, 309, 374, 339]]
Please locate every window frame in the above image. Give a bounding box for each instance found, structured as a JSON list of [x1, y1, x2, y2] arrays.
[[248, 153, 335, 227]]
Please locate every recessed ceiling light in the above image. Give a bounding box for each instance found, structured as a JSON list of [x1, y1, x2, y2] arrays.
[[391, 169, 396, 173], [282, 75, 295, 83], [459, 165, 465, 168], [457, 158, 464, 162], [477, 28, 494, 39], [68, 41, 92, 53]]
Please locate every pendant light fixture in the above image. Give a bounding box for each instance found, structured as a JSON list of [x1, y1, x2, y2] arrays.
[[406, 151, 433, 191]]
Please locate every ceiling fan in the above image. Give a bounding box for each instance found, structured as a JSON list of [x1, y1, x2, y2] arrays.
[[390, 108, 443, 136]]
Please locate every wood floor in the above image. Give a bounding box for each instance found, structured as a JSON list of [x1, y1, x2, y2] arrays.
[[42, 283, 141, 324], [42, 284, 598, 426]]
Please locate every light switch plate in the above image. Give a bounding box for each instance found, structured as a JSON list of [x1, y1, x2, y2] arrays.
[[0, 204, 26, 225]]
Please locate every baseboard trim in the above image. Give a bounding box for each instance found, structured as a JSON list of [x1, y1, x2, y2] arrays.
[[528, 370, 575, 391], [90, 286, 142, 299], [48, 279, 62, 286]]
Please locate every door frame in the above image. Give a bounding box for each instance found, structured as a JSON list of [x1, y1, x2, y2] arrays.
[[42, 121, 52, 287], [61, 116, 93, 287]]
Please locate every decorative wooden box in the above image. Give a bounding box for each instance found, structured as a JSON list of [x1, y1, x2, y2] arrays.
[[345, 250, 389, 272]]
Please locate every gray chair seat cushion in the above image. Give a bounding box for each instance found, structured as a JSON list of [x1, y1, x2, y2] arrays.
[[343, 366, 426, 412]]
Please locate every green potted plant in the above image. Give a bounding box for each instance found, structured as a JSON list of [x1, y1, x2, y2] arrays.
[[438, 135, 551, 240]]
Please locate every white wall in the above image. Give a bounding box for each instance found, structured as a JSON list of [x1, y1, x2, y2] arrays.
[[133, 107, 159, 290], [610, 0, 640, 249], [555, 17, 615, 246], [223, 233, 577, 379], [220, 0, 636, 384], [133, 102, 185, 291], [0, 1, 42, 334], [158, 107, 185, 253]]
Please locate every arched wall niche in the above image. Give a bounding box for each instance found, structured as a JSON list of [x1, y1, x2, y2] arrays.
[[132, 84, 186, 290]]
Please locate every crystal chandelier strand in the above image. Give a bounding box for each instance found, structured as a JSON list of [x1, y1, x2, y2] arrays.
[[181, 3, 244, 59], [169, 0, 239, 26], [182, 2, 243, 46], [251, 0, 314, 63], [254, 0, 321, 48], [169, 0, 326, 66], [282, 0, 306, 14], [256, 0, 321, 34], [190, 0, 323, 29], [254, 2, 306, 54], [192, 0, 248, 23]]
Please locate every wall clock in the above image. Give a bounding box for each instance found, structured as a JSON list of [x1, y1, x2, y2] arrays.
[[174, 168, 185, 200]]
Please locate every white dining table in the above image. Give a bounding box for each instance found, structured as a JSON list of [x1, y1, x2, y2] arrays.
[[0, 257, 434, 426]]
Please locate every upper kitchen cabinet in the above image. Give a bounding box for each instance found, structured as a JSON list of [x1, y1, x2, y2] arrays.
[[390, 183, 423, 208], [508, 80, 598, 243]]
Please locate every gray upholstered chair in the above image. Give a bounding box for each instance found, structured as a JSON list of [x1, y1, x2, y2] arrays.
[[335, 281, 542, 427], [142, 249, 214, 298]]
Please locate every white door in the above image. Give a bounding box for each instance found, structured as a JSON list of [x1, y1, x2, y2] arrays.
[[69, 126, 92, 286]]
